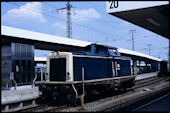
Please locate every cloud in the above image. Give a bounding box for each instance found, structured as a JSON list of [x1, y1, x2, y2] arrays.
[[2, 2, 46, 22], [58, 8, 101, 22], [52, 22, 66, 30], [73, 8, 101, 22]]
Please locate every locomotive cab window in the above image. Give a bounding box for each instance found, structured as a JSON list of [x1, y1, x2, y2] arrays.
[[109, 49, 120, 56], [96, 48, 107, 55]]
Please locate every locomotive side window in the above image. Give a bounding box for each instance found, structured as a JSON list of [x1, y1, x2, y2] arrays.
[[109, 49, 120, 56], [96, 47, 107, 55]]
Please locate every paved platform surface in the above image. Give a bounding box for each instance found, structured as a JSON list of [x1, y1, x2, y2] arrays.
[[1, 85, 40, 105], [135, 72, 158, 81]]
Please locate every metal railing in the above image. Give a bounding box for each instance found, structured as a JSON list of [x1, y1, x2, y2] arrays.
[[33, 67, 46, 87], [32, 68, 38, 87], [6, 72, 17, 90]]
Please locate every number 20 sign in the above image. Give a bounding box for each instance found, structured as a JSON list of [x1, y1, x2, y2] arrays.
[[106, 1, 119, 13], [109, 1, 119, 9]]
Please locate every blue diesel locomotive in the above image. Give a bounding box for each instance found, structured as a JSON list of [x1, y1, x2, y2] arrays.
[[37, 44, 136, 103]]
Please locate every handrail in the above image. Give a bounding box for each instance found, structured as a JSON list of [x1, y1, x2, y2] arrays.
[[32, 68, 37, 87], [41, 68, 43, 82], [81, 67, 85, 110], [6, 72, 17, 90]]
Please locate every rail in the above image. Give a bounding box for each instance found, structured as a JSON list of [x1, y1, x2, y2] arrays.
[[100, 76, 170, 112], [103, 85, 170, 112], [18, 104, 68, 112]]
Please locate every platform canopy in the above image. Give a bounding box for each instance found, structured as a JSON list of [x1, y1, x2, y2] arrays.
[[118, 48, 161, 62], [1, 25, 161, 62], [106, 1, 169, 39], [1, 25, 91, 51]]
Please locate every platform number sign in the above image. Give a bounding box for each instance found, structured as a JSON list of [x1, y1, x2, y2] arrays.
[[109, 1, 119, 9]]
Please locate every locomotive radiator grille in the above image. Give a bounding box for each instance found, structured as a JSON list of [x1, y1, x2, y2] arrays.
[[50, 58, 66, 81]]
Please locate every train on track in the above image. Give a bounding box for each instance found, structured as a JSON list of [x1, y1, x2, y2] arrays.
[[158, 60, 168, 77], [36, 43, 136, 104]]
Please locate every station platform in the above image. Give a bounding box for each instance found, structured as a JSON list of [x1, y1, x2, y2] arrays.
[[135, 72, 158, 81], [1, 85, 40, 105]]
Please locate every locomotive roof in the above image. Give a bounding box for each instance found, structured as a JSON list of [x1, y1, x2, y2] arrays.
[[85, 43, 118, 50], [160, 60, 168, 63]]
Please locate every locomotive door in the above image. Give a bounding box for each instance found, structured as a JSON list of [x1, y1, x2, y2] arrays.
[[112, 61, 116, 77], [112, 58, 117, 76]]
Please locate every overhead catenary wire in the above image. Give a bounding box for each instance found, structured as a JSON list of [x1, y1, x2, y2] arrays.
[[77, 2, 123, 29], [15, 2, 59, 14], [5, 2, 168, 61], [75, 2, 123, 41], [7, 1, 165, 53], [42, 2, 60, 9], [7, 2, 126, 40], [7, 1, 158, 50]]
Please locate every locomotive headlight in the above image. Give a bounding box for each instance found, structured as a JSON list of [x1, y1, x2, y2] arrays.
[[66, 72, 70, 80], [51, 51, 59, 57]]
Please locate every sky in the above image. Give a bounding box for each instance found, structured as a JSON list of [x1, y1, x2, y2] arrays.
[[1, 1, 169, 61]]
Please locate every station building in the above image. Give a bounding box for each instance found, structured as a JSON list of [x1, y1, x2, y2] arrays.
[[1, 42, 34, 88]]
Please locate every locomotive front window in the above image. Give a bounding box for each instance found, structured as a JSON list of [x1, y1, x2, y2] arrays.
[[49, 58, 66, 81]]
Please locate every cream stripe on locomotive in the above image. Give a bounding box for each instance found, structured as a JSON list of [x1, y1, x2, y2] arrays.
[[73, 54, 113, 59], [39, 75, 136, 84]]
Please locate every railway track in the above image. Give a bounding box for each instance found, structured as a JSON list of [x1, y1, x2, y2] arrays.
[[133, 75, 166, 89], [61, 76, 169, 112], [16, 76, 169, 112], [17, 104, 68, 112], [103, 85, 170, 112], [83, 75, 167, 103], [17, 104, 48, 112], [43, 105, 68, 112], [101, 76, 170, 112]]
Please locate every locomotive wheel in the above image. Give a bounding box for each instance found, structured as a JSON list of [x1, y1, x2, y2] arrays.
[[66, 93, 77, 106], [43, 87, 54, 104], [66, 87, 77, 106], [119, 86, 127, 92]]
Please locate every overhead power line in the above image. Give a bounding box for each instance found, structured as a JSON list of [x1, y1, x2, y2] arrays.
[[42, 2, 60, 9], [7, 2, 126, 40], [78, 2, 123, 29], [56, 1, 74, 39]]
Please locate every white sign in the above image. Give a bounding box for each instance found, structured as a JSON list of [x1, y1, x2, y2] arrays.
[[106, 1, 169, 14]]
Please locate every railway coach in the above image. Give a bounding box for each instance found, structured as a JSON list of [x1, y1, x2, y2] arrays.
[[36, 43, 136, 104], [158, 60, 168, 77]]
